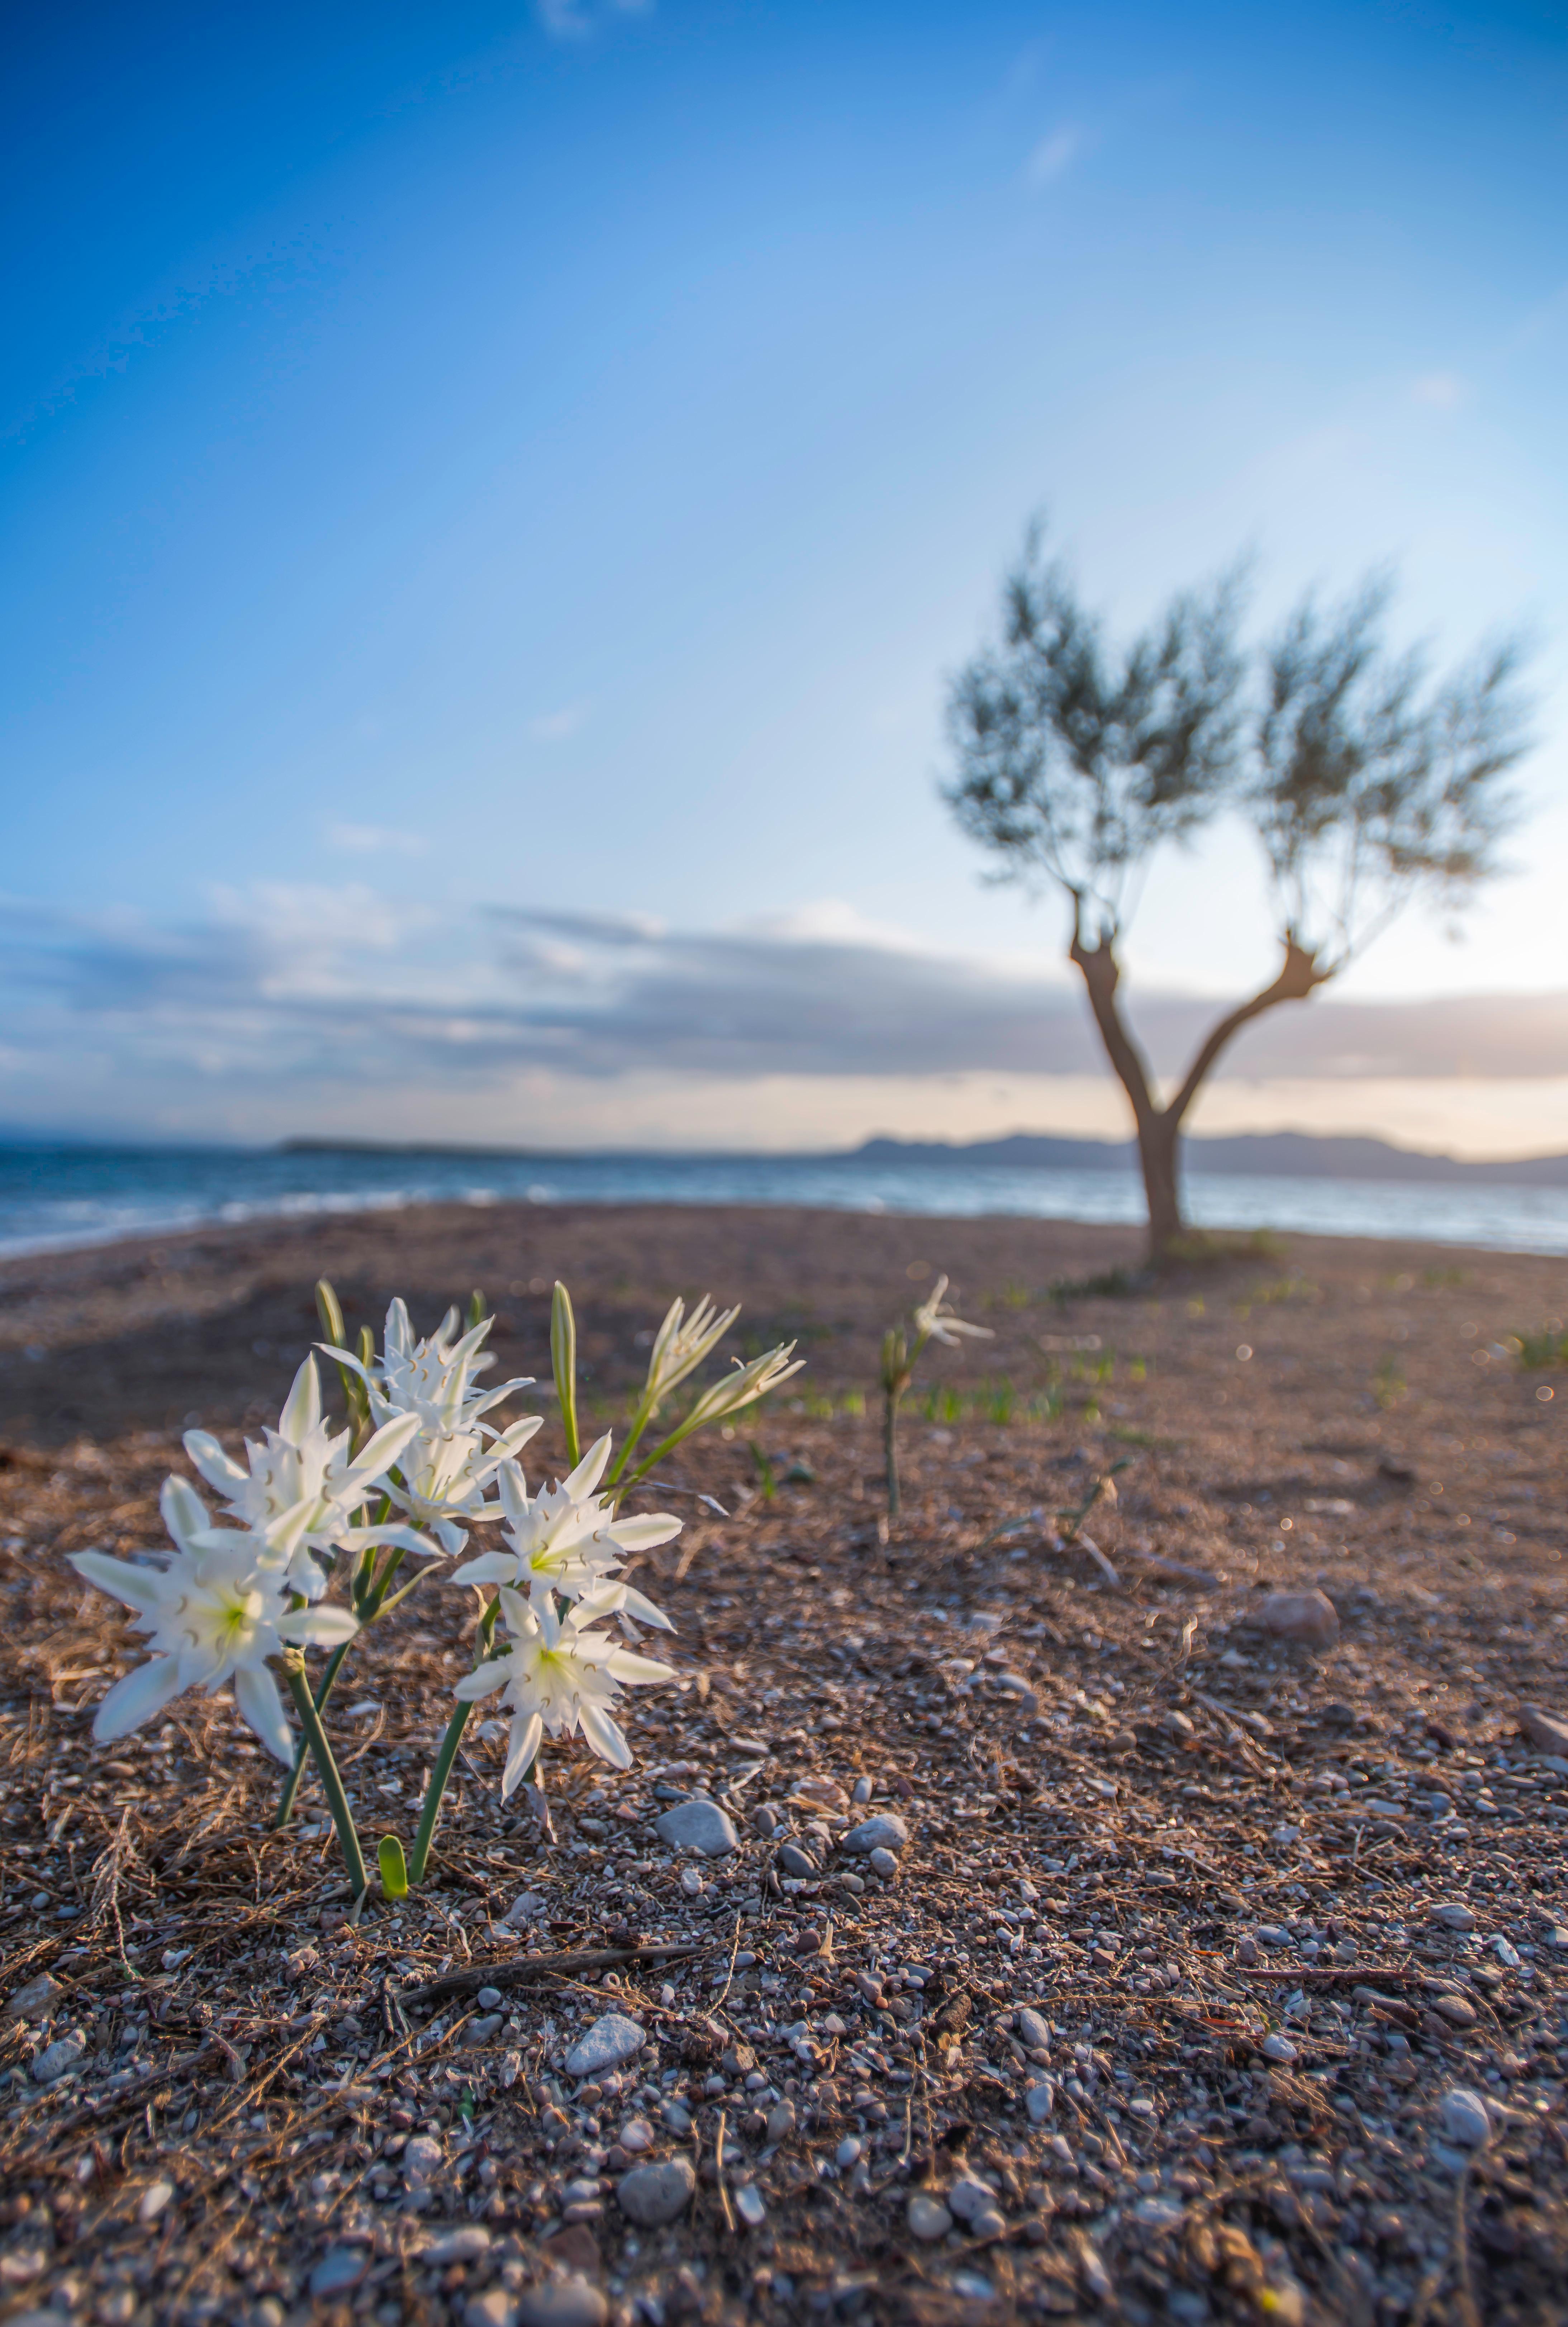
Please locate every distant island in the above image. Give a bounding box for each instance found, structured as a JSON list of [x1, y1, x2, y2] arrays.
[[279, 1129, 1568, 1188]]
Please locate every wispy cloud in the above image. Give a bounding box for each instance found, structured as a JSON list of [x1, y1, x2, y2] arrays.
[[1411, 371, 1467, 410], [326, 822, 428, 857], [1024, 125, 1084, 187], [537, 0, 650, 41], [2, 886, 1565, 1141], [528, 702, 589, 742]]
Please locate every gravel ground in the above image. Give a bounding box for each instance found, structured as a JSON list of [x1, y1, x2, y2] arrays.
[[1, 1202, 1567, 2327]]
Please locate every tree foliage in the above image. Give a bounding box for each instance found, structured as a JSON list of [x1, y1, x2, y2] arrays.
[[946, 526, 1532, 964]]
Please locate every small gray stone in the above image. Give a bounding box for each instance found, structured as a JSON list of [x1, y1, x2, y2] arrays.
[[1260, 2033, 1297, 2063], [1132, 2196, 1186, 2232], [1429, 1901, 1477, 1932], [948, 2176, 999, 2223], [868, 1847, 899, 1879], [1025, 2079, 1055, 2123], [466, 2013, 505, 2044], [765, 2098, 797, 2145], [1253, 1589, 1340, 1648], [734, 2183, 767, 2228], [616, 2156, 696, 2227], [517, 2281, 607, 2327], [907, 2193, 952, 2241], [137, 2180, 174, 2224], [5, 1973, 62, 2022], [1014, 2008, 1052, 2053], [565, 2012, 646, 2078], [1439, 2088, 1492, 2148], [30, 2032, 85, 2083], [1519, 1704, 1568, 1757], [654, 1798, 739, 1856], [503, 1890, 550, 1926], [777, 1843, 818, 1879], [467, 2293, 518, 2327], [403, 2134, 444, 2181], [423, 2226, 492, 2263], [309, 2247, 370, 2298], [852, 1776, 873, 1803], [477, 1985, 505, 2009], [840, 1813, 909, 1856]]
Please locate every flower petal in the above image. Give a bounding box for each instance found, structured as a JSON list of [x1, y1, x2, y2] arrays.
[[501, 1710, 544, 1799], [279, 1602, 360, 1647], [71, 1549, 168, 1615], [605, 1648, 678, 1686], [92, 1656, 185, 1742], [453, 1660, 510, 1702], [233, 1664, 294, 1762], [562, 1432, 613, 1503], [448, 1551, 517, 1587], [346, 1408, 423, 1486], [181, 1431, 248, 1494], [280, 1354, 322, 1445], [161, 1474, 211, 1549], [578, 1699, 633, 1768], [604, 1515, 682, 1552]]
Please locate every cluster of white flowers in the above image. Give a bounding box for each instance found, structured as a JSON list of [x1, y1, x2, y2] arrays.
[[71, 1477, 360, 1761], [71, 1286, 795, 1840]]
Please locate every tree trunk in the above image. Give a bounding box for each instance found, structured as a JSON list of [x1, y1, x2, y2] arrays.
[[1136, 1113, 1183, 1260], [1066, 902, 1334, 1267]]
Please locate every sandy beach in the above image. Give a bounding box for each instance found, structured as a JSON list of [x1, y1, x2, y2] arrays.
[[2, 1201, 1566, 2326]]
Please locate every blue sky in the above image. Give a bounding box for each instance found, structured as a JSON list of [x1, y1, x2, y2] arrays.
[[3, 0, 1567, 1151]]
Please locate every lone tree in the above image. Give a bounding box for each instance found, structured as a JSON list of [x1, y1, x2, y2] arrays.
[[945, 526, 1534, 1261]]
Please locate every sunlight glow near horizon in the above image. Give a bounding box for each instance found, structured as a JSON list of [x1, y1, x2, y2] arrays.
[[2, 0, 1565, 1153]]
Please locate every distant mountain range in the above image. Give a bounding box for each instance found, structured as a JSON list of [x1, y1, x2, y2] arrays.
[[852, 1131, 1568, 1186], [276, 1130, 1568, 1187]]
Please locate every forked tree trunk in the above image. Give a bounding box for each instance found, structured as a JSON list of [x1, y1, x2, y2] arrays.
[[1067, 900, 1333, 1265], [1136, 1112, 1184, 1260]]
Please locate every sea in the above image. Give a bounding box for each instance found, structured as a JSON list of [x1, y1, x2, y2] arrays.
[[2, 1143, 1567, 1260]]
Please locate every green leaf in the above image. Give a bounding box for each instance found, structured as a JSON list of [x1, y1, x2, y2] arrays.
[[551, 1281, 580, 1467], [378, 1834, 409, 1900]]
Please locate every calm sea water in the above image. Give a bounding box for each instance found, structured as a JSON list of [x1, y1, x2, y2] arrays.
[[1, 1143, 1566, 1259]]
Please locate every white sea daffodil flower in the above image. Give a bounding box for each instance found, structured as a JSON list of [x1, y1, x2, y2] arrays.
[[643, 1294, 742, 1410], [455, 1585, 675, 1792], [450, 1433, 681, 1604], [328, 1300, 543, 1554], [912, 1275, 994, 1348], [70, 1480, 358, 1761], [182, 1356, 434, 1598]]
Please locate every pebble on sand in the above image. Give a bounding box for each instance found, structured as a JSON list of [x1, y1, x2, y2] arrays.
[[907, 2194, 953, 2241], [654, 1798, 740, 1856], [516, 2280, 608, 2327], [1439, 2088, 1493, 2148], [615, 2157, 696, 2227], [1253, 1589, 1340, 1648], [565, 2013, 647, 2079], [840, 1813, 910, 1856]]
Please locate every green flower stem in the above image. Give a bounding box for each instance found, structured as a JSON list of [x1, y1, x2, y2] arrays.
[[284, 1662, 368, 1896], [883, 1386, 902, 1517], [275, 1637, 357, 1828], [274, 1534, 409, 1830], [409, 1598, 500, 1885]]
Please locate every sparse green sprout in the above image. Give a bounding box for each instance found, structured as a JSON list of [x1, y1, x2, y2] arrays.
[[551, 1281, 581, 1467], [877, 1274, 993, 1517], [748, 1441, 778, 1504], [1513, 1324, 1568, 1369], [379, 1834, 409, 1900]]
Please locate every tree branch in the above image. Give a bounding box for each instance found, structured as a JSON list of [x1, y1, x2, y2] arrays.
[[1066, 892, 1157, 1126], [1165, 931, 1335, 1130]]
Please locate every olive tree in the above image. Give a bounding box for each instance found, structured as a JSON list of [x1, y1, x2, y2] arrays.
[[945, 527, 1533, 1260]]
